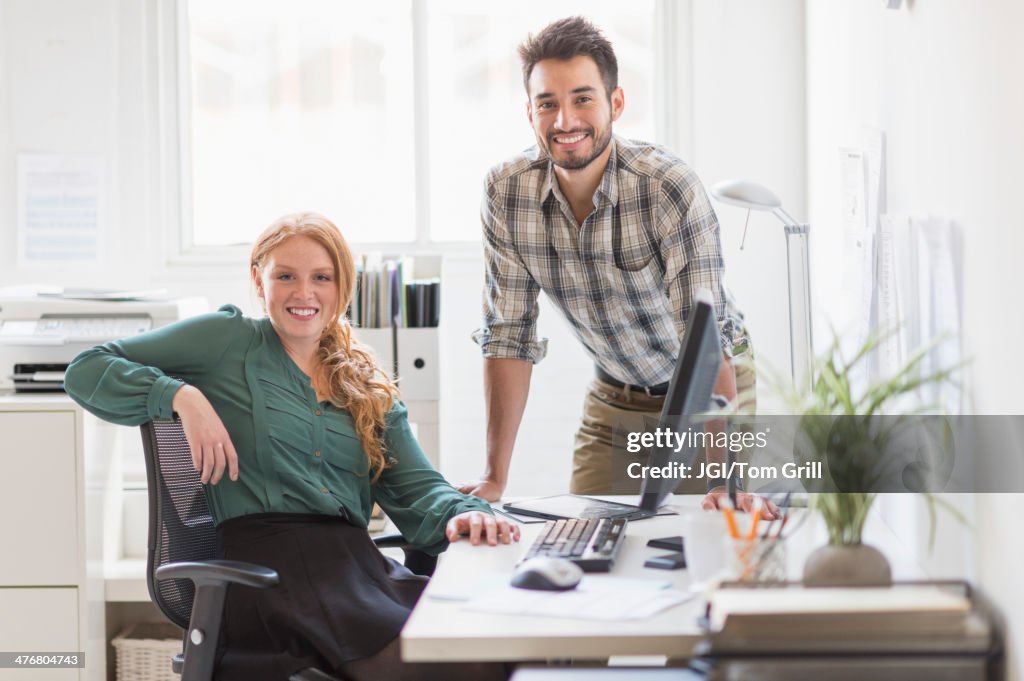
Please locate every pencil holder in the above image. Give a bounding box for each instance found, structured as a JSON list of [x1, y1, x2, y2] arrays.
[[724, 536, 787, 583]]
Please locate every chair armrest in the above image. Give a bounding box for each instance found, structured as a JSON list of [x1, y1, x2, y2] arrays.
[[156, 559, 278, 681], [155, 559, 279, 588], [372, 534, 437, 577], [372, 532, 412, 549]]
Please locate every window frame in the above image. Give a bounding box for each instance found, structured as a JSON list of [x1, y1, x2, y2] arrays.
[[154, 0, 692, 265]]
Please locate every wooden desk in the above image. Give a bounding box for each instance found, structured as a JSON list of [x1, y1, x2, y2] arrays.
[[401, 497, 711, 663]]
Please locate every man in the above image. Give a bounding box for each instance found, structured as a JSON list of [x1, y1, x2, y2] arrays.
[[460, 16, 768, 516]]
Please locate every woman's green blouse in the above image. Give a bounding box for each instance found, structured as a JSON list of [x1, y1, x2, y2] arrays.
[[65, 304, 490, 555]]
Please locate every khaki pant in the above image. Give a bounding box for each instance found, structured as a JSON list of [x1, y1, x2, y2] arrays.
[[571, 378, 693, 495], [570, 356, 757, 496], [733, 350, 757, 416]]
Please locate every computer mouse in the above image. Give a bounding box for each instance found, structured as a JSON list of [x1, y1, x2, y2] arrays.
[[510, 557, 584, 591]]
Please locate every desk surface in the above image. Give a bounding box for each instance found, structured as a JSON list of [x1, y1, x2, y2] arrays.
[[401, 494, 934, 663], [403, 497, 722, 662]]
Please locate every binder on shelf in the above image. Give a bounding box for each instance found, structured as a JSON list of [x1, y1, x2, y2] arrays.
[[347, 254, 441, 465], [353, 327, 394, 376], [396, 328, 439, 402], [349, 255, 440, 329]]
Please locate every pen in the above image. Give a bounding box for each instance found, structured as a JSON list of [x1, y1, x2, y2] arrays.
[[727, 451, 738, 509], [760, 517, 776, 540], [720, 499, 740, 539], [774, 506, 793, 539], [746, 499, 763, 540]]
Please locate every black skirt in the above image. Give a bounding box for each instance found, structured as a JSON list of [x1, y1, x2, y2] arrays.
[[214, 513, 429, 681]]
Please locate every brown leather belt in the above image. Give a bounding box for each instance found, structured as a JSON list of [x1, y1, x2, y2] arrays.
[[594, 365, 669, 396]]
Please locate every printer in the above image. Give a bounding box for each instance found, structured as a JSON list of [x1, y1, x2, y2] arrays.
[[0, 288, 207, 393]]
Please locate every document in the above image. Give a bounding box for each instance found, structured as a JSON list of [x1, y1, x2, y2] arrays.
[[428, 575, 671, 602], [460, 578, 691, 621], [874, 212, 963, 411], [17, 153, 104, 268], [840, 143, 874, 350]]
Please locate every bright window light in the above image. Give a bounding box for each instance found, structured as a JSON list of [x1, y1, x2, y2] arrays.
[[425, 0, 657, 242], [183, 1, 657, 247]]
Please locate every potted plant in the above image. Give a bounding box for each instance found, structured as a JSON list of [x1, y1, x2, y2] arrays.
[[789, 331, 960, 586]]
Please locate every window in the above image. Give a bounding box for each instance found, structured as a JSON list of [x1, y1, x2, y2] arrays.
[[184, 1, 416, 246], [424, 0, 657, 242], [179, 0, 664, 250]]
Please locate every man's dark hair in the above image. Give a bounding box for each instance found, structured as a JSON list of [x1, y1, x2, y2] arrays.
[[517, 16, 618, 99]]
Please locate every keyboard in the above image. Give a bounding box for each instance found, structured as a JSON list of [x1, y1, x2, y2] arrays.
[[519, 517, 628, 572]]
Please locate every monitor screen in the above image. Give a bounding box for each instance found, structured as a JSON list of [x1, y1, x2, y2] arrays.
[[639, 288, 722, 512]]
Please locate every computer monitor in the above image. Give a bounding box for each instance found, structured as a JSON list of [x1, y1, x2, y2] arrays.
[[638, 288, 722, 513]]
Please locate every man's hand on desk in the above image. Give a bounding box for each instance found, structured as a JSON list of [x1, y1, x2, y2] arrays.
[[702, 488, 780, 519], [456, 478, 505, 502], [446, 510, 520, 546]]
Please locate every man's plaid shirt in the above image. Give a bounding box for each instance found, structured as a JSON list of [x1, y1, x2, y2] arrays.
[[473, 137, 746, 387]]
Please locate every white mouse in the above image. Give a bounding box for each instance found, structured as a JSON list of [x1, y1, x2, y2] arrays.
[[510, 557, 584, 591]]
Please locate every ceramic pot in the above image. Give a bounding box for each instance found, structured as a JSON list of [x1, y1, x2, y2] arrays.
[[803, 543, 892, 587]]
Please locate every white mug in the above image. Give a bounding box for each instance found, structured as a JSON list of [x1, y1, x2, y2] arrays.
[[682, 511, 727, 588]]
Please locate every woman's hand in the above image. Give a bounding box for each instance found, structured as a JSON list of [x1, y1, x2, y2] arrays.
[[445, 511, 521, 546], [172, 384, 239, 485]]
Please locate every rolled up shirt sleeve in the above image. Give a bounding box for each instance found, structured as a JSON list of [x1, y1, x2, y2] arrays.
[[65, 305, 243, 426], [473, 180, 548, 363]]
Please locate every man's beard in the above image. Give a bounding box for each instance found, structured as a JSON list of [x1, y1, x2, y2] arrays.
[[546, 124, 613, 171]]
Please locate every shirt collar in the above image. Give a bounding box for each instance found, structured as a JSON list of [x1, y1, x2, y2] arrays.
[[539, 137, 621, 208]]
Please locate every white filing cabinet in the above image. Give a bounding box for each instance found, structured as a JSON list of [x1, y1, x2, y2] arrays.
[[0, 395, 108, 681], [356, 327, 441, 468]]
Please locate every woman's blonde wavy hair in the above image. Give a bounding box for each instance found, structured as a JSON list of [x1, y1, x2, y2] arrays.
[[251, 212, 399, 482]]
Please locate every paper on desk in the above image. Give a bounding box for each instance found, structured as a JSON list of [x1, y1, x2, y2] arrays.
[[460, 579, 691, 621], [428, 575, 672, 603]]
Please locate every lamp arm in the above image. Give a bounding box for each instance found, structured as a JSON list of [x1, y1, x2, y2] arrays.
[[771, 206, 801, 226]]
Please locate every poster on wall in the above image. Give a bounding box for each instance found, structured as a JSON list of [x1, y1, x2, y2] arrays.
[[16, 153, 104, 268]]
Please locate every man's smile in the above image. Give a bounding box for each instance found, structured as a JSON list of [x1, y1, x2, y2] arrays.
[[553, 132, 587, 143]]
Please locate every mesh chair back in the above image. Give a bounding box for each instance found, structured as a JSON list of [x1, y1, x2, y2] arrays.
[[140, 420, 217, 629]]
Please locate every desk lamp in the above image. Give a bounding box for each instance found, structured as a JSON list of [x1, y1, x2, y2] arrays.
[[711, 179, 813, 392]]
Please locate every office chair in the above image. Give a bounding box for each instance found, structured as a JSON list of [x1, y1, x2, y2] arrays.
[[140, 418, 438, 681]]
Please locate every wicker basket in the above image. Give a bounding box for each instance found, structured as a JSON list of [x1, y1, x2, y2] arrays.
[[112, 622, 183, 681]]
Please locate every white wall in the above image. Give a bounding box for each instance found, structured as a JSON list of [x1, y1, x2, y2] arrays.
[[690, 0, 806, 411], [806, 1, 1024, 677]]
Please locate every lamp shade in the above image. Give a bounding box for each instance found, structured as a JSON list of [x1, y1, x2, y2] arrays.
[[710, 177, 813, 392], [710, 179, 782, 212]]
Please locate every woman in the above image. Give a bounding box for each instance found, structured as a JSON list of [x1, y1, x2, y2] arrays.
[[66, 212, 517, 681]]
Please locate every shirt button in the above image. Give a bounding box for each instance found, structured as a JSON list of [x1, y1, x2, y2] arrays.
[[320, 487, 329, 494], [314, 409, 322, 416], [314, 451, 321, 458]]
